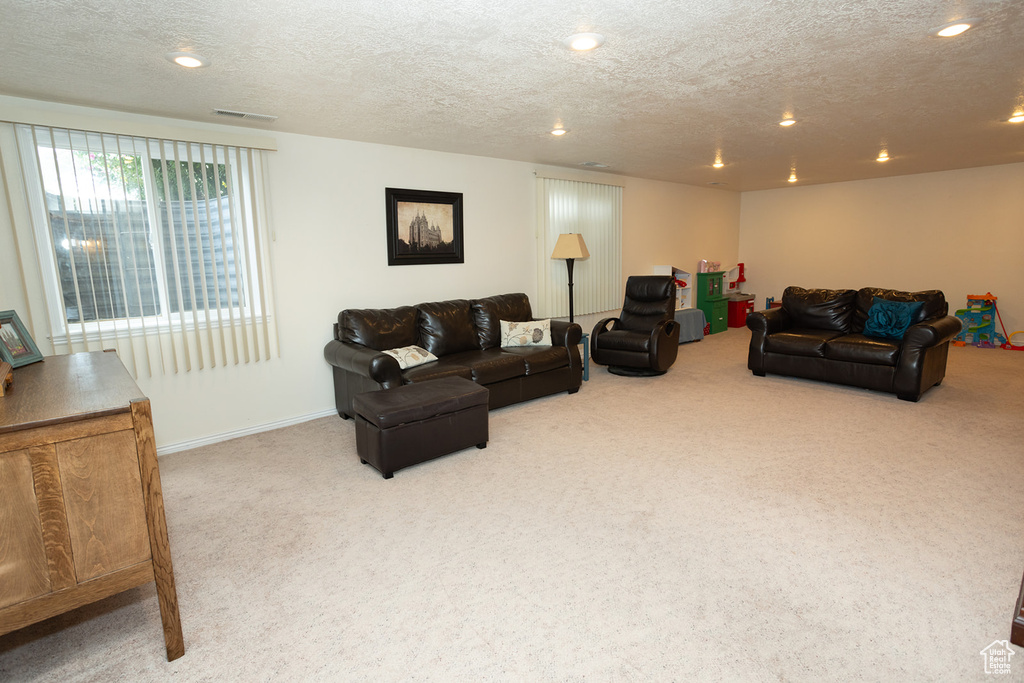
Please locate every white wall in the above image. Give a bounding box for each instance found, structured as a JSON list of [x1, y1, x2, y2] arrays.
[[622, 179, 740, 282], [1, 97, 740, 451], [739, 163, 1024, 334]]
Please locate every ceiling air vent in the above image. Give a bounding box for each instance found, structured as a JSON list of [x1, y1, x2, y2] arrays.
[[212, 108, 278, 123], [579, 161, 609, 168]]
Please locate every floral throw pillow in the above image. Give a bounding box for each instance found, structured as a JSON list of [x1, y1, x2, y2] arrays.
[[381, 345, 438, 369], [500, 319, 551, 347]]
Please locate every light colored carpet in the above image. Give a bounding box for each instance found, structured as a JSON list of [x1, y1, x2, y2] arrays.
[[2, 328, 1023, 682]]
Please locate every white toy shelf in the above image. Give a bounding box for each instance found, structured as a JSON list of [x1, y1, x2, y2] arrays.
[[652, 265, 693, 310]]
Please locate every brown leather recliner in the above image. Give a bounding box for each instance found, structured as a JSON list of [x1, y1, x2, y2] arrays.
[[590, 275, 680, 376], [746, 286, 962, 401]]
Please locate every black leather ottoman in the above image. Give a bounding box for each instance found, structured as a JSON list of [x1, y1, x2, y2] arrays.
[[352, 376, 489, 479]]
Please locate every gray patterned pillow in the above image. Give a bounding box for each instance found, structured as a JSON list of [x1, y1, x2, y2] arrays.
[[381, 345, 438, 369], [500, 319, 551, 347]]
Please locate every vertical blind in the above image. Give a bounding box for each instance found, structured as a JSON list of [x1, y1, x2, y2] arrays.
[[536, 177, 622, 319], [12, 124, 277, 377]]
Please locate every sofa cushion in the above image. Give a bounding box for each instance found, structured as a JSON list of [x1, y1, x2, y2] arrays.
[[863, 298, 925, 340], [442, 349, 527, 384], [853, 288, 946, 333], [764, 329, 844, 358], [824, 333, 902, 366], [502, 345, 569, 375], [341, 306, 418, 349], [471, 293, 534, 349], [417, 299, 479, 356], [402, 360, 473, 383], [782, 287, 857, 332]]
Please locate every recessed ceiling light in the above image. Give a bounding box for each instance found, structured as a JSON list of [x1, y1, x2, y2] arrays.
[[551, 128, 568, 136], [788, 172, 798, 183], [779, 118, 797, 127], [166, 51, 209, 68], [930, 19, 979, 37], [876, 150, 890, 162], [563, 33, 605, 51], [1009, 112, 1024, 123], [712, 161, 724, 168]]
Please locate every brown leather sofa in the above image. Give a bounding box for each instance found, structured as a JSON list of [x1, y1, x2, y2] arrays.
[[324, 293, 583, 418], [746, 287, 962, 401]]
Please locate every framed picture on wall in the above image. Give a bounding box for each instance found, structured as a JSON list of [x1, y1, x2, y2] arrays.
[[0, 310, 44, 368], [385, 187, 464, 266]]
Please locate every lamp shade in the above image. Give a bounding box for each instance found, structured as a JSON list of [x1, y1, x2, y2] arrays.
[[550, 233, 590, 260]]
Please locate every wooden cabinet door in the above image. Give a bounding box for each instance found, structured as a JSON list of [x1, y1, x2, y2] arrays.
[[0, 448, 51, 608], [57, 430, 151, 582]]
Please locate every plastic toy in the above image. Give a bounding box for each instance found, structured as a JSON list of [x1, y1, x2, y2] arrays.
[[952, 292, 1022, 349]]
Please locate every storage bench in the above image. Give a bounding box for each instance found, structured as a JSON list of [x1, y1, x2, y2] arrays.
[[352, 376, 489, 479]]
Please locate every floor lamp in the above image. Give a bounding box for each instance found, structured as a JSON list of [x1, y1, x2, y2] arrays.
[[550, 233, 590, 323]]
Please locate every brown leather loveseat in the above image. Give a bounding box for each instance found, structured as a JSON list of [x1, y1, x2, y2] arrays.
[[746, 286, 962, 401], [324, 293, 583, 419]]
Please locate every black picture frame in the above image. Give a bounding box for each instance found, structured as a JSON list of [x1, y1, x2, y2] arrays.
[[385, 187, 464, 266], [0, 310, 44, 368]]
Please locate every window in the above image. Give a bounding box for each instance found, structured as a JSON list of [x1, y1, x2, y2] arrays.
[[14, 125, 276, 376], [535, 177, 622, 318]]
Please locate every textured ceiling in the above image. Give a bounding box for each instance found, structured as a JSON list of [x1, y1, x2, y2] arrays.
[[1, 0, 1022, 191]]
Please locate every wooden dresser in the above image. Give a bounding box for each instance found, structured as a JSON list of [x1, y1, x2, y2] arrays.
[[1013, 569, 1024, 647], [0, 351, 183, 661]]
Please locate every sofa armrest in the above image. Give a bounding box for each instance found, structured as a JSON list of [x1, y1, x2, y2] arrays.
[[746, 307, 792, 334], [902, 315, 963, 350], [893, 315, 962, 402], [550, 319, 582, 347], [746, 308, 792, 376], [323, 339, 403, 388]]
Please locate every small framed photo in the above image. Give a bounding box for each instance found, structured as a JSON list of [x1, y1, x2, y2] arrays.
[[0, 310, 44, 368], [385, 187, 464, 266]]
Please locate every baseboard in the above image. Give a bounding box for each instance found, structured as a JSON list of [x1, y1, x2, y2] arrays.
[[157, 408, 339, 456]]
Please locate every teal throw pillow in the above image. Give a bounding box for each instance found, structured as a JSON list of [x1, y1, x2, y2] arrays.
[[863, 297, 925, 340]]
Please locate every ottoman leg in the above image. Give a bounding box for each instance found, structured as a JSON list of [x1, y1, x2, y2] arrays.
[[476, 442, 487, 449]]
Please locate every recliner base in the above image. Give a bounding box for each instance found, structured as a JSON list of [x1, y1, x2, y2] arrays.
[[607, 366, 667, 377]]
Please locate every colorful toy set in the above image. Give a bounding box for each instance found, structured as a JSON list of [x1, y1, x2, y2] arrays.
[[953, 292, 1023, 350]]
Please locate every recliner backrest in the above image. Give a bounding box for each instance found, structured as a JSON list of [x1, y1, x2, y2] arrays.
[[618, 275, 676, 333]]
